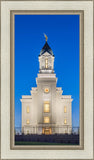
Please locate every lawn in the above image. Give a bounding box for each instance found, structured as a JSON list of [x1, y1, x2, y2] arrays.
[[15, 141, 77, 145]]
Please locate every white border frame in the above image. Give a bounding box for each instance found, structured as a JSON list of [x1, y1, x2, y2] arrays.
[[1, 0, 93, 159]]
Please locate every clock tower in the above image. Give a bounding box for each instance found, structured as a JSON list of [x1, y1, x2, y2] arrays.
[[36, 37, 57, 134]]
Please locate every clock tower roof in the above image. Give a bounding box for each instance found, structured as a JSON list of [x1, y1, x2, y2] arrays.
[[39, 42, 54, 57]]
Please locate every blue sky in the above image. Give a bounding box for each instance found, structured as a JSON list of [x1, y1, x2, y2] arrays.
[[15, 15, 79, 128]]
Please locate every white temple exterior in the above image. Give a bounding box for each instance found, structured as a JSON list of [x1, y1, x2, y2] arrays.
[[21, 37, 73, 135]]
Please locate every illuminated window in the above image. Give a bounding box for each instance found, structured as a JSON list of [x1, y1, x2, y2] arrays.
[[64, 106, 67, 113], [44, 117, 50, 123], [27, 106, 29, 113], [64, 119, 67, 124], [44, 88, 49, 93], [26, 119, 30, 124], [44, 102, 50, 112], [45, 58, 48, 68]]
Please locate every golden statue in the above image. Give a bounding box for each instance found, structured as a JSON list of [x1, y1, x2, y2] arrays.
[[44, 33, 48, 42]]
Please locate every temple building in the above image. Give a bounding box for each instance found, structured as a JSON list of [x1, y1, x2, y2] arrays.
[[21, 35, 73, 135]]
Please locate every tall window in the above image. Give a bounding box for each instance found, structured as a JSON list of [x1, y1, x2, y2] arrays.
[[44, 101, 50, 112], [64, 106, 67, 113], [44, 117, 50, 123], [64, 118, 67, 124], [27, 106, 29, 113], [26, 119, 30, 124], [45, 58, 48, 68]]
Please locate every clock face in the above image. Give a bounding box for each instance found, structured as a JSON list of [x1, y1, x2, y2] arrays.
[[44, 88, 49, 93]]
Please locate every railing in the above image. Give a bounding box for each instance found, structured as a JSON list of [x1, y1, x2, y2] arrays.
[[15, 126, 79, 135]]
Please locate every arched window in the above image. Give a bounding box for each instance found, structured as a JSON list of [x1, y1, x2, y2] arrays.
[[26, 119, 30, 124], [64, 106, 67, 113], [44, 101, 50, 112], [64, 118, 67, 124], [26, 106, 29, 113], [45, 58, 48, 68], [44, 117, 50, 123]]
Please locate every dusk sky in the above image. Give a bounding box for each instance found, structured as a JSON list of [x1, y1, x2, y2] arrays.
[[15, 15, 79, 128]]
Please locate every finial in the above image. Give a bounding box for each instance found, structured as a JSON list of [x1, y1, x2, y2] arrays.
[[44, 33, 48, 42]]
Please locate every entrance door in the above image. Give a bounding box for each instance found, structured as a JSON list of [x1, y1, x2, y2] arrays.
[[42, 128, 52, 135]]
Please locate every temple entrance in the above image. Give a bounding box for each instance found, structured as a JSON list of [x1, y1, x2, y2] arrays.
[[42, 127, 52, 135]]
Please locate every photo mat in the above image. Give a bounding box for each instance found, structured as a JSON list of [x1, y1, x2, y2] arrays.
[[10, 10, 84, 150]]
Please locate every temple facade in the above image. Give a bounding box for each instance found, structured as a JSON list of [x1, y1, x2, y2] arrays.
[[21, 37, 73, 135]]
